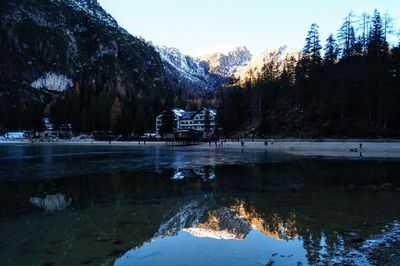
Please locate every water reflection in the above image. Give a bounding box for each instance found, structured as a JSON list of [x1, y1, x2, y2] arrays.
[[172, 166, 215, 181], [115, 192, 385, 266], [0, 144, 280, 181], [1, 160, 400, 265], [29, 193, 72, 212], [184, 206, 252, 240]]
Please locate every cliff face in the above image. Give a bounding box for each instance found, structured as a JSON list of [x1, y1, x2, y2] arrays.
[[155, 46, 226, 98], [198, 46, 252, 77], [234, 45, 301, 81]]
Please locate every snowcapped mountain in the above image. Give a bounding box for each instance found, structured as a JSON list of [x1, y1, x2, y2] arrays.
[[234, 45, 301, 81], [154, 45, 299, 94], [198, 46, 252, 77], [155, 46, 226, 96]]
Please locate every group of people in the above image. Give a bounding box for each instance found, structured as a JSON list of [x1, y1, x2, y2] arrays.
[[208, 139, 247, 148]]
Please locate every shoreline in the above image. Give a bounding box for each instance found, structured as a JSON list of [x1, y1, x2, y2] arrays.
[[2, 139, 400, 158]]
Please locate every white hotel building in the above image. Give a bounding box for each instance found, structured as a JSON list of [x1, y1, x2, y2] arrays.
[[156, 108, 216, 135]]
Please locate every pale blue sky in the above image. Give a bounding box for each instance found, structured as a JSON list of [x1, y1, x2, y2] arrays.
[[98, 0, 400, 56]]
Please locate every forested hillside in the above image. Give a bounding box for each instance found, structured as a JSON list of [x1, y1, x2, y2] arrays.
[[218, 10, 400, 138], [0, 0, 171, 134]]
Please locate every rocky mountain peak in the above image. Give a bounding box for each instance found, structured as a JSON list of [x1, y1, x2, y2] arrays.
[[234, 45, 301, 81], [154, 45, 225, 96], [198, 46, 252, 77]]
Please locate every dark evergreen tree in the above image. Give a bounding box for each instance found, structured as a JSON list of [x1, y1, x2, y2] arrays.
[[303, 23, 322, 63], [159, 107, 176, 137], [121, 101, 134, 135], [382, 11, 394, 42], [324, 34, 339, 64], [368, 9, 388, 58], [359, 12, 371, 53], [109, 97, 122, 132], [338, 12, 356, 59], [133, 102, 146, 135]]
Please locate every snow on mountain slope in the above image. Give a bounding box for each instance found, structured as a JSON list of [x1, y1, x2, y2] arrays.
[[198, 46, 252, 77], [234, 45, 301, 81], [155, 46, 225, 95], [154, 45, 300, 93]]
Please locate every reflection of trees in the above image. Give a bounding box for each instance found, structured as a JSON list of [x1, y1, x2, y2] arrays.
[[302, 231, 324, 264], [3, 159, 400, 265], [1, 170, 213, 217], [240, 198, 341, 264], [214, 160, 400, 192], [228, 192, 400, 265], [232, 201, 298, 240], [150, 193, 374, 265], [172, 166, 216, 181]]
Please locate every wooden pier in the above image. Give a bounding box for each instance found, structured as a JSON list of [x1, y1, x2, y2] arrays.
[[164, 138, 201, 146]]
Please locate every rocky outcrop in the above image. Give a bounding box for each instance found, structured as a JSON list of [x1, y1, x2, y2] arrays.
[[155, 46, 226, 97], [198, 46, 252, 77], [234, 45, 300, 81]]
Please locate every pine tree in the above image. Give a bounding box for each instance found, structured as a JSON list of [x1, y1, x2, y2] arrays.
[[324, 34, 339, 64], [338, 12, 356, 59], [159, 107, 175, 137], [358, 12, 371, 53], [368, 10, 388, 57], [382, 11, 394, 42], [109, 97, 122, 132], [121, 102, 133, 134], [303, 23, 322, 63], [133, 102, 145, 135]]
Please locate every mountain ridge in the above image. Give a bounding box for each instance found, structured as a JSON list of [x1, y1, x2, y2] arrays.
[[154, 45, 226, 97], [234, 45, 301, 81], [198, 46, 252, 77]]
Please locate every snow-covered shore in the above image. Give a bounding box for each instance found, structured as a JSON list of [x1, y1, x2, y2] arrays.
[[2, 139, 400, 159], [215, 140, 400, 159]]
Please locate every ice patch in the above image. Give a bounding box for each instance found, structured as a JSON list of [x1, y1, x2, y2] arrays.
[[30, 73, 73, 92]]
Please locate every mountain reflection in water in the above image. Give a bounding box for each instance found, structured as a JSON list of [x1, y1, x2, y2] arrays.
[[1, 158, 400, 265]]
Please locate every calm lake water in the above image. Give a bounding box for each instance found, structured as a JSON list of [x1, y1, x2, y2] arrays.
[[1, 144, 400, 265]]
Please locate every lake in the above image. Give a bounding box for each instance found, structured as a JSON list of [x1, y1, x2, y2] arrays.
[[1, 144, 400, 265]]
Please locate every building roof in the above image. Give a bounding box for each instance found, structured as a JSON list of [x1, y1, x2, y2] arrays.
[[163, 108, 216, 120], [181, 111, 195, 120], [172, 108, 186, 117]]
